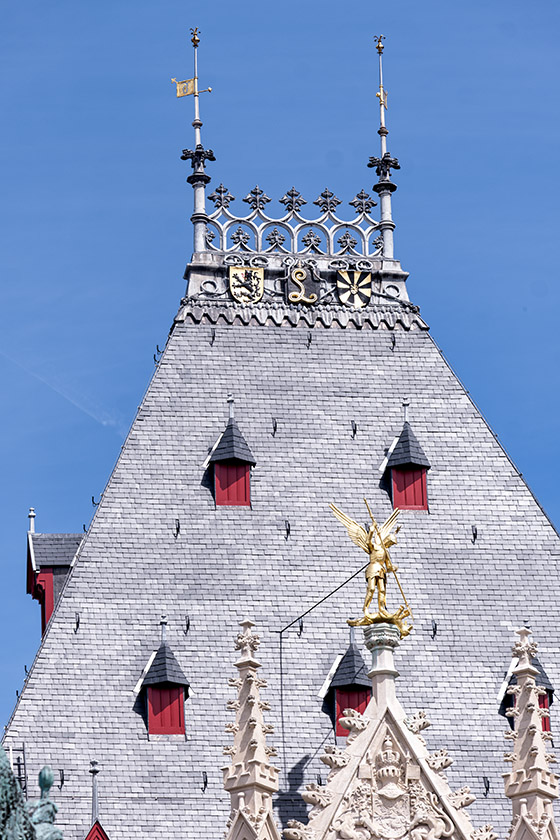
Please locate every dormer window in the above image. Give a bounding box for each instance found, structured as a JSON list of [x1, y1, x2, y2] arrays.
[[140, 624, 190, 737], [209, 401, 256, 507], [392, 467, 427, 510], [26, 518, 83, 635], [320, 637, 371, 737], [385, 421, 430, 512], [335, 686, 371, 736], [148, 685, 186, 735], [214, 461, 251, 506]]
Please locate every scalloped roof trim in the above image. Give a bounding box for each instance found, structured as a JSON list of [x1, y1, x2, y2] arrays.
[[175, 301, 428, 331]]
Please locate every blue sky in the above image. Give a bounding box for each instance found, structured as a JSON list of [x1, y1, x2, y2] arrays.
[[1, 0, 559, 728]]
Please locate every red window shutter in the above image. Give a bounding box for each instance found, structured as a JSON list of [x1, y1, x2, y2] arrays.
[[539, 693, 551, 732], [35, 568, 55, 635], [392, 468, 428, 511], [335, 688, 371, 736], [148, 685, 185, 734], [215, 462, 251, 506]]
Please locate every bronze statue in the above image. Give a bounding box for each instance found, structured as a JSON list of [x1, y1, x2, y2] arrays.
[[330, 500, 412, 637]]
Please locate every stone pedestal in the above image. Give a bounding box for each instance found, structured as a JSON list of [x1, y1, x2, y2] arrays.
[[363, 623, 400, 710]]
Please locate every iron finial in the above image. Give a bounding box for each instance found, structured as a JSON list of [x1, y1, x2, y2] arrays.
[[375, 34, 385, 54], [191, 27, 200, 47], [402, 398, 409, 423]]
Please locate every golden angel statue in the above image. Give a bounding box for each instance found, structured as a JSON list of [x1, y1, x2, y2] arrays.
[[330, 499, 412, 637]]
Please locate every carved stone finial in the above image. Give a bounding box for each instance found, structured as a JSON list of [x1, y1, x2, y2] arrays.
[[223, 620, 280, 840], [504, 628, 559, 840]]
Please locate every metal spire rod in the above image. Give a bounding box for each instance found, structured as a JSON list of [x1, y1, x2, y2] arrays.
[[177, 28, 215, 255], [368, 34, 400, 261], [376, 35, 388, 157]]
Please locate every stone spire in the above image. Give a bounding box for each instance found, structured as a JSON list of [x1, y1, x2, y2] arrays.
[[222, 620, 281, 840], [368, 35, 400, 261], [285, 623, 490, 840], [503, 628, 559, 840]]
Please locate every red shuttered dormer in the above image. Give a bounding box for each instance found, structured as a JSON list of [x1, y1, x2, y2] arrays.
[[386, 421, 430, 512], [209, 405, 256, 507], [141, 633, 190, 737]]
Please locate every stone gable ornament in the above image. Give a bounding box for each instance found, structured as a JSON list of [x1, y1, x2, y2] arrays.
[[228, 266, 264, 304]]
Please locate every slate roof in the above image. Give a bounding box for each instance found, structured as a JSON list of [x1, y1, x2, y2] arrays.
[[209, 417, 256, 465], [5, 282, 560, 840], [29, 533, 82, 569], [386, 421, 431, 469], [329, 642, 370, 689], [142, 642, 190, 691]]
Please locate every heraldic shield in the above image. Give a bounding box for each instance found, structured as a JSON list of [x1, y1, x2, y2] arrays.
[[228, 266, 264, 304], [336, 270, 372, 309]]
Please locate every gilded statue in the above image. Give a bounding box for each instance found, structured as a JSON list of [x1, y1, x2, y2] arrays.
[[330, 499, 412, 637]]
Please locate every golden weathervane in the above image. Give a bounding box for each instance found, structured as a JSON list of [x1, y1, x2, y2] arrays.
[[330, 499, 412, 638]]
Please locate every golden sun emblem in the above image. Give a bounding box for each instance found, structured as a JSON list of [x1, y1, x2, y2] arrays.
[[336, 271, 372, 308]]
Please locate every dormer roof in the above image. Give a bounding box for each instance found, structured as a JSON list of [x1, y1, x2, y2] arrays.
[[329, 642, 370, 689], [143, 642, 190, 692], [386, 421, 430, 470], [209, 418, 256, 465]]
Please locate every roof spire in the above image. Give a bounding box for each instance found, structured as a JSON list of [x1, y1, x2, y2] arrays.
[[402, 398, 409, 423], [368, 35, 400, 260], [176, 28, 215, 254], [160, 615, 168, 643], [89, 760, 100, 825]]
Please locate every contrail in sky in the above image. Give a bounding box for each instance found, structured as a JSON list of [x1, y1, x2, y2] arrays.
[[0, 349, 129, 436]]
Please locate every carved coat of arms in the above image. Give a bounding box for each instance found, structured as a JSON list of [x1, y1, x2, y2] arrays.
[[286, 264, 320, 305], [336, 270, 372, 309], [228, 266, 264, 304]]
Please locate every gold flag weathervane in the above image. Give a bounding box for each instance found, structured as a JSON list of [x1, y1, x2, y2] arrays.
[[329, 499, 412, 638], [375, 34, 388, 109], [171, 28, 212, 100]]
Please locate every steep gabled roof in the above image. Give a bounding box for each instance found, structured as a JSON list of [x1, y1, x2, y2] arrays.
[[329, 642, 370, 689], [142, 642, 190, 690], [209, 417, 256, 465], [84, 821, 111, 840], [386, 421, 430, 470]]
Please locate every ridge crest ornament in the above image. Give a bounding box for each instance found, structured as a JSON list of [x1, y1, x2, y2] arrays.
[[228, 266, 264, 304], [336, 270, 372, 308]]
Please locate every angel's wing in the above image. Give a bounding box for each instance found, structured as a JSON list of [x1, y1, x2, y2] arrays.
[[329, 503, 370, 553], [378, 508, 400, 542]]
